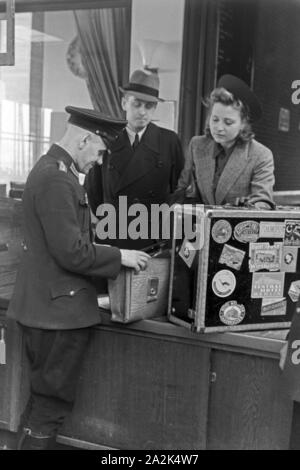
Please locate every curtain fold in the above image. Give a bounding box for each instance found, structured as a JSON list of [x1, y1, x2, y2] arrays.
[[178, 0, 218, 152], [74, 6, 131, 118]]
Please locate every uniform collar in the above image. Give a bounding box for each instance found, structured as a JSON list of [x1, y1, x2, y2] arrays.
[[48, 143, 86, 185], [48, 143, 73, 166]]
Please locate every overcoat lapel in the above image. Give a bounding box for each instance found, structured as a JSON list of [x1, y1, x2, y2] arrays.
[[109, 130, 132, 172], [215, 141, 249, 204], [113, 123, 160, 193], [195, 139, 216, 204]]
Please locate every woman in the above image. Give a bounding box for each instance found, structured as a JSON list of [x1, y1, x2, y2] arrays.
[[175, 74, 275, 209]]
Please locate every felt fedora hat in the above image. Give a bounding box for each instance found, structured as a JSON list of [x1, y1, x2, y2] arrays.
[[217, 74, 262, 122], [119, 69, 164, 102]]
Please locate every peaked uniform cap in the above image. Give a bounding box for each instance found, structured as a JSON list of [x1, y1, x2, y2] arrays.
[[217, 74, 262, 122], [65, 106, 126, 145], [119, 69, 164, 102]]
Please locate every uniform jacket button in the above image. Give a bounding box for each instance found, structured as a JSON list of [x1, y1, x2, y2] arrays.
[[133, 198, 140, 203], [70, 290, 75, 296]]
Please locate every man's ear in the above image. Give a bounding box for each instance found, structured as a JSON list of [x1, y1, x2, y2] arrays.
[[78, 133, 92, 150], [121, 96, 127, 111]]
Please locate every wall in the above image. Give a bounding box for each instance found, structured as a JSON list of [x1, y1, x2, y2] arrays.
[[42, 10, 92, 141], [130, 0, 185, 130], [253, 0, 300, 191], [42, 10, 92, 113]]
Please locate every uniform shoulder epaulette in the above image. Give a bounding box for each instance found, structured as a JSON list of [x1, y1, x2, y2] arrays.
[[57, 160, 68, 172]]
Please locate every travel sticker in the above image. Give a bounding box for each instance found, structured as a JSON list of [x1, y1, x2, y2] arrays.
[[248, 242, 282, 272], [211, 219, 232, 244], [178, 238, 197, 268], [251, 272, 285, 298], [259, 221, 285, 239], [219, 301, 246, 326], [219, 244, 245, 271], [212, 270, 236, 298], [261, 298, 287, 317], [288, 280, 300, 302], [234, 220, 260, 243], [280, 246, 298, 272], [284, 220, 300, 246]]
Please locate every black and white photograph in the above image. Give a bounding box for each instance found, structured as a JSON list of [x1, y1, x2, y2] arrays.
[[1, 0, 300, 454]]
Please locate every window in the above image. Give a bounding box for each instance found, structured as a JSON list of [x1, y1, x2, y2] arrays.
[[0, 0, 131, 191]]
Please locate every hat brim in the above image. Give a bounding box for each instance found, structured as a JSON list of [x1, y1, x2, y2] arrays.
[[119, 87, 164, 103]]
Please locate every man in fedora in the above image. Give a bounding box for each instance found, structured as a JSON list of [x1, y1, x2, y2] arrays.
[[86, 69, 184, 249], [8, 106, 150, 449]]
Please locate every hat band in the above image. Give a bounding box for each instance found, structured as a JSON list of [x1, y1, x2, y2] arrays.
[[123, 83, 159, 98]]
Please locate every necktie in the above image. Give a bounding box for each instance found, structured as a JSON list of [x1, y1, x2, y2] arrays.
[[132, 133, 139, 151]]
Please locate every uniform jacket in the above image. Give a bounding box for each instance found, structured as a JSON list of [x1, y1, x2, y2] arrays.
[[86, 122, 184, 248], [7, 144, 121, 330], [176, 135, 275, 206]]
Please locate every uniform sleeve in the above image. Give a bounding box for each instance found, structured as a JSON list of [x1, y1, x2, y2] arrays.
[[35, 174, 121, 279], [248, 148, 275, 209], [85, 164, 104, 216]]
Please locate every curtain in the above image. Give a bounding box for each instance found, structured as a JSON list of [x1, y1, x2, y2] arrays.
[[74, 6, 131, 118], [178, 0, 218, 152]]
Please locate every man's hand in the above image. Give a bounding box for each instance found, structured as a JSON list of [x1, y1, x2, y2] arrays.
[[120, 250, 151, 273]]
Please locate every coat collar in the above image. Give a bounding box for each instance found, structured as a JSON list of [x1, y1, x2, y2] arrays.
[[195, 138, 216, 204], [47, 143, 74, 168], [111, 122, 160, 154], [47, 144, 86, 185], [195, 137, 250, 205]]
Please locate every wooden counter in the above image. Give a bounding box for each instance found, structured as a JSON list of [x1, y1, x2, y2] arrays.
[[0, 196, 294, 449], [0, 298, 293, 450]]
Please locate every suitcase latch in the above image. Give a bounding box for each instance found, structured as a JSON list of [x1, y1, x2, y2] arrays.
[[210, 372, 217, 383], [147, 277, 159, 302]]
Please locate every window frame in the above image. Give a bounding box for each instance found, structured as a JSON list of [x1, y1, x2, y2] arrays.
[[0, 0, 15, 65], [15, 0, 131, 13]]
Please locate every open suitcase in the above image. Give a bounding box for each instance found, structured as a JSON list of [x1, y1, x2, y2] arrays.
[[107, 256, 170, 323], [168, 204, 300, 333]]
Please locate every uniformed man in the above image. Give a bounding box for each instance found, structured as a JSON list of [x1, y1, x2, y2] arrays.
[[7, 106, 150, 450], [86, 69, 184, 249]]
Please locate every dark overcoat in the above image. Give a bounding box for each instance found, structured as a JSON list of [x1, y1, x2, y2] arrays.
[[7, 144, 121, 329], [86, 122, 184, 248]]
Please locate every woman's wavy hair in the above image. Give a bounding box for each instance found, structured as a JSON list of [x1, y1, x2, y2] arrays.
[[204, 87, 254, 143]]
